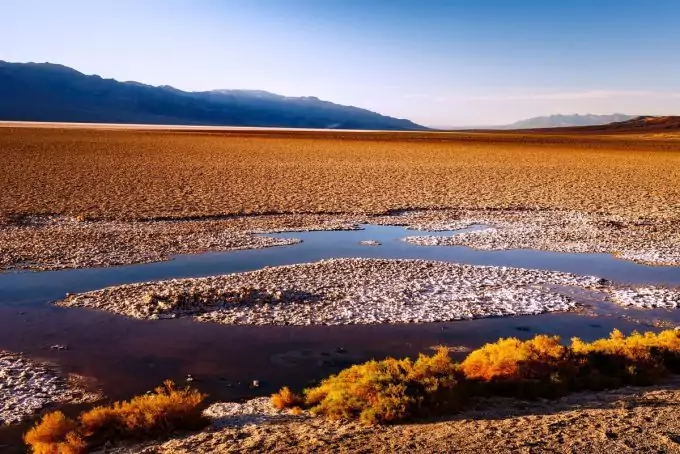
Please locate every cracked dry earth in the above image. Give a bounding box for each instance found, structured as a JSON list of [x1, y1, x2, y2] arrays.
[[57, 258, 609, 325], [0, 352, 95, 426], [1, 208, 679, 272], [401, 209, 680, 266], [124, 380, 680, 454]]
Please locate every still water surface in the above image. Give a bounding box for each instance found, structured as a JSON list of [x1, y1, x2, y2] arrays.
[[0, 225, 678, 405]]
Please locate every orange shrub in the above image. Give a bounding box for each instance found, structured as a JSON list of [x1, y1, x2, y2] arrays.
[[282, 329, 680, 425], [301, 347, 462, 424], [271, 386, 304, 410], [24, 412, 86, 454], [24, 381, 207, 453], [461, 335, 567, 382], [571, 329, 680, 387]]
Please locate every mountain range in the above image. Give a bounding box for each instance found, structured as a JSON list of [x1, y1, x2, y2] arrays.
[[440, 114, 637, 130], [0, 61, 425, 130], [503, 114, 635, 129]]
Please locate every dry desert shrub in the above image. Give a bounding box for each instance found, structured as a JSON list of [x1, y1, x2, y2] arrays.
[[461, 335, 567, 381], [276, 329, 680, 424], [571, 329, 680, 388], [460, 335, 573, 398], [271, 386, 304, 410], [23, 412, 86, 454], [24, 381, 207, 453], [282, 347, 463, 424]]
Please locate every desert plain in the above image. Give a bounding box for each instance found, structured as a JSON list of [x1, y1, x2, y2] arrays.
[[1, 123, 680, 453]]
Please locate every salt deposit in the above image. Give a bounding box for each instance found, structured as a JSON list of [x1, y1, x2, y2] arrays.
[[0, 351, 94, 425], [57, 258, 610, 325]]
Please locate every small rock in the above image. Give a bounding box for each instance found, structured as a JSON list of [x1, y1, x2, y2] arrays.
[[359, 240, 381, 246]]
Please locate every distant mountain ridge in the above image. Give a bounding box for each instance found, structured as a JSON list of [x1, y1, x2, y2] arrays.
[[535, 115, 680, 133], [0, 61, 425, 130], [439, 114, 637, 130], [505, 114, 635, 129]]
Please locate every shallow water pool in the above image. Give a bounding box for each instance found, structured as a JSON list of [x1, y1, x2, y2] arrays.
[[0, 224, 678, 424], [1, 224, 679, 308]]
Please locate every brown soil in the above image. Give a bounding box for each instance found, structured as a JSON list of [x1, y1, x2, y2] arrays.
[[1, 126, 679, 222], [127, 380, 680, 453]]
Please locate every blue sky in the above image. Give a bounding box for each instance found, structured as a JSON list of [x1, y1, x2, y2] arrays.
[[4, 0, 680, 126]]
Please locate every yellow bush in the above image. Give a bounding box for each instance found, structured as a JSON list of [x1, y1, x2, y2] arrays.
[[282, 329, 680, 425], [301, 347, 461, 424], [271, 386, 304, 410], [571, 329, 680, 386], [461, 335, 567, 382], [25, 381, 207, 453], [24, 412, 86, 454]]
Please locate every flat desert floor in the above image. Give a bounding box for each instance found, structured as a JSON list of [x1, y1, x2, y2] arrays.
[[2, 124, 680, 453], [1, 126, 679, 221]]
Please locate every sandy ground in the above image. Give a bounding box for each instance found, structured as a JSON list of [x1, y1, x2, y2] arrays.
[[123, 379, 680, 453]]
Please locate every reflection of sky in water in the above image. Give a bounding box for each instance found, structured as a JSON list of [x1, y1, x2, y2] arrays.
[[0, 225, 678, 406]]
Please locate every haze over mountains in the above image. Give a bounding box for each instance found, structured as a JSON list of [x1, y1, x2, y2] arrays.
[[1, 61, 668, 132], [0, 61, 425, 130], [503, 114, 635, 129], [441, 114, 637, 130]]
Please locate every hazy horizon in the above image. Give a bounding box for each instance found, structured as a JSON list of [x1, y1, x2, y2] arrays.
[[4, 0, 680, 126]]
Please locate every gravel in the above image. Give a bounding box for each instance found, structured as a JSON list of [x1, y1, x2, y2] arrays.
[[56, 258, 613, 325], [0, 351, 94, 425]]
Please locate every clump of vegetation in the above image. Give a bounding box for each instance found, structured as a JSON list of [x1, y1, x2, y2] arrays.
[[461, 334, 573, 398], [278, 347, 464, 424], [570, 329, 680, 388], [271, 386, 304, 410], [461, 335, 566, 381], [273, 329, 680, 424], [23, 412, 86, 454], [24, 381, 207, 454]]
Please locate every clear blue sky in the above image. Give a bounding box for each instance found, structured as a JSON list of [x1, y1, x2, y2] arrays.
[[4, 0, 680, 126]]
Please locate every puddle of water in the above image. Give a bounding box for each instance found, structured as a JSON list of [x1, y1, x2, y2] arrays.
[[0, 222, 678, 437], [1, 224, 679, 308], [0, 305, 672, 406]]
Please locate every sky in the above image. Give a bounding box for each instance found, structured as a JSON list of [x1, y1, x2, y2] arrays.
[[3, 0, 680, 126]]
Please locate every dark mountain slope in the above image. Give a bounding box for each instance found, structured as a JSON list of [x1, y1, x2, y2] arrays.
[[0, 61, 425, 130]]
